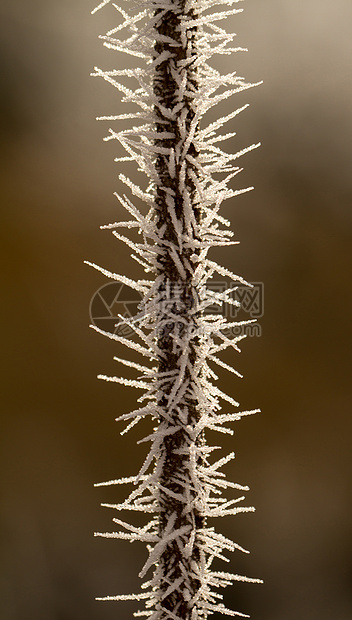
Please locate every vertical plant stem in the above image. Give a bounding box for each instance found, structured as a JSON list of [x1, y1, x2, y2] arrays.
[[153, 6, 204, 615], [90, 1, 263, 618]]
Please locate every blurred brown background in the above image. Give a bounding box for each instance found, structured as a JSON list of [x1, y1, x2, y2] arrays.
[[1, 1, 351, 619]]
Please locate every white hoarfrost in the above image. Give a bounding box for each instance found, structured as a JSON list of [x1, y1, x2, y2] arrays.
[[90, 0, 262, 618]]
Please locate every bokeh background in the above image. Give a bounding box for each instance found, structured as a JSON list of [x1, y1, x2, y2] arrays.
[[1, 1, 351, 619]]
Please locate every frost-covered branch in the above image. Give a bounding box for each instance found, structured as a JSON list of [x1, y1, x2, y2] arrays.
[[90, 0, 262, 618]]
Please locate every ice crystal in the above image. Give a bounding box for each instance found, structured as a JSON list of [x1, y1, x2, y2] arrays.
[[90, 0, 262, 617]]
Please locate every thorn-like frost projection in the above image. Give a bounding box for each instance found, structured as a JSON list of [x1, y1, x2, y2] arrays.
[[90, 0, 262, 618]]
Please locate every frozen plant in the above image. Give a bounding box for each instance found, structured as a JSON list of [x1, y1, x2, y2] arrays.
[[88, 0, 262, 618]]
